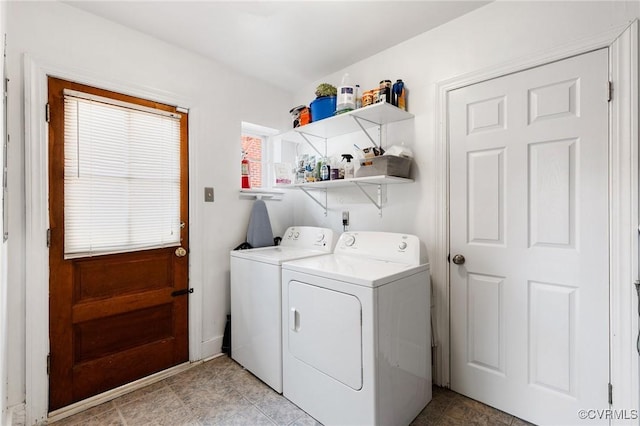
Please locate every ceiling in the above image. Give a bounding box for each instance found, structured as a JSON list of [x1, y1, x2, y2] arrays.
[[64, 1, 491, 92]]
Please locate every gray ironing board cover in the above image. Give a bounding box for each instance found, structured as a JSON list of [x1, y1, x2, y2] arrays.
[[246, 199, 274, 248]]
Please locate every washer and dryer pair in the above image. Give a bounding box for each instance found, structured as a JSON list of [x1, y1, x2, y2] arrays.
[[231, 228, 431, 426]]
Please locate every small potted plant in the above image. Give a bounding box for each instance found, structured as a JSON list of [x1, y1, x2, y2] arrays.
[[315, 83, 337, 98], [310, 83, 337, 122]]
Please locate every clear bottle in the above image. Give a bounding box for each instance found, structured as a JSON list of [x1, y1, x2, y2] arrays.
[[336, 73, 355, 113], [320, 157, 330, 181], [342, 154, 354, 179], [330, 156, 340, 180], [355, 84, 362, 109]]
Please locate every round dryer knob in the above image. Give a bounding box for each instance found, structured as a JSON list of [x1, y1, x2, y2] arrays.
[[344, 234, 356, 247], [399, 241, 408, 250], [294, 232, 300, 239], [316, 233, 325, 242]]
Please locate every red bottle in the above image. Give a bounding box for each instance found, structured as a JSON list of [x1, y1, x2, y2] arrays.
[[241, 154, 251, 189]]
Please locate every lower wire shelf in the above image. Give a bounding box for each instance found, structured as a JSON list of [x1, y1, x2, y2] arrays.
[[277, 175, 413, 216]]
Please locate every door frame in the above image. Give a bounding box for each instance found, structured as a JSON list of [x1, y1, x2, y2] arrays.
[[433, 20, 638, 418], [24, 56, 204, 424]]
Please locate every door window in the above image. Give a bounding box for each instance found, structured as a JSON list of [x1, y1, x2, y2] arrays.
[[63, 90, 182, 258]]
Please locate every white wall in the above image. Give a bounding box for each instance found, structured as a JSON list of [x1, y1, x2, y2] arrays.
[[290, 0, 639, 380], [293, 0, 639, 236], [6, 1, 294, 408], [0, 1, 8, 424]]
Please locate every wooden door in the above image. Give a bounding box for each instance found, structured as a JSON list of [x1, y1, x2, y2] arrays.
[[449, 49, 609, 424], [48, 77, 190, 411]]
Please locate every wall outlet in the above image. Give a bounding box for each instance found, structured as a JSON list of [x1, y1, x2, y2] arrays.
[[204, 187, 214, 202]]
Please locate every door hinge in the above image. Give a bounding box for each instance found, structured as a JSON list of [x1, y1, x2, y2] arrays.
[[46, 228, 51, 248], [607, 81, 613, 102], [45, 103, 50, 123], [46, 354, 50, 375], [608, 382, 613, 405]]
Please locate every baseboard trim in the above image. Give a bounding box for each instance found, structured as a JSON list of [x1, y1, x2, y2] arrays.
[[7, 403, 26, 426], [201, 335, 223, 359]]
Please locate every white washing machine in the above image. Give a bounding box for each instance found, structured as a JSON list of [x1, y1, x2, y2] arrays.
[[281, 231, 431, 426], [230, 226, 337, 393]]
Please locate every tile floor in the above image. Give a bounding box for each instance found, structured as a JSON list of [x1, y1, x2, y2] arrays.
[[45, 355, 533, 426]]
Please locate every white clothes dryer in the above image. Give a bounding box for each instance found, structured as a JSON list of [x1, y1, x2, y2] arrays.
[[230, 226, 336, 393], [281, 232, 431, 426]]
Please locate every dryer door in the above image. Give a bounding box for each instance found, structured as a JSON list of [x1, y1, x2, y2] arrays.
[[288, 280, 363, 390]]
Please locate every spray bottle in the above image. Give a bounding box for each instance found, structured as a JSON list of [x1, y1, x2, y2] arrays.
[[342, 154, 354, 179]]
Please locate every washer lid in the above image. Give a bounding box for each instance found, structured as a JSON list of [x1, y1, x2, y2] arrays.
[[282, 254, 429, 287], [230, 246, 330, 265]]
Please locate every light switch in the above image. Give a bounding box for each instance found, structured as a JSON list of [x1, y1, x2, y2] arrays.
[[204, 187, 214, 202]]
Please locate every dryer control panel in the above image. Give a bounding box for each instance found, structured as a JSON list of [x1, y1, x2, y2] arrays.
[[335, 232, 422, 265], [281, 226, 337, 251]]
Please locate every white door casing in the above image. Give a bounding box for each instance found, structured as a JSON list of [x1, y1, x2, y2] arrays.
[[449, 49, 609, 425], [24, 56, 202, 424]]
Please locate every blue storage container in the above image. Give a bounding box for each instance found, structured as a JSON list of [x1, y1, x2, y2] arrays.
[[310, 96, 336, 122]]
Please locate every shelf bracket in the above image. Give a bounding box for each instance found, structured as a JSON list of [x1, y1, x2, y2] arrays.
[[298, 133, 324, 157], [299, 187, 328, 216], [351, 115, 380, 149], [354, 182, 383, 216]]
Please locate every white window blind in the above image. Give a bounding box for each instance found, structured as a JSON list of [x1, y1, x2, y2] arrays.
[[63, 90, 182, 258]]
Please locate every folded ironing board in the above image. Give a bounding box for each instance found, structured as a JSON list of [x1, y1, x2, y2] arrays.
[[246, 199, 274, 248]]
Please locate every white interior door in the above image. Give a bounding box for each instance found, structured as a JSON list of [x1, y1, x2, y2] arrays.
[[449, 49, 609, 425]]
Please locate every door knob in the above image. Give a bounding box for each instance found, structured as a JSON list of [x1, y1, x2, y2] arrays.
[[175, 247, 187, 257], [452, 254, 465, 265]]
